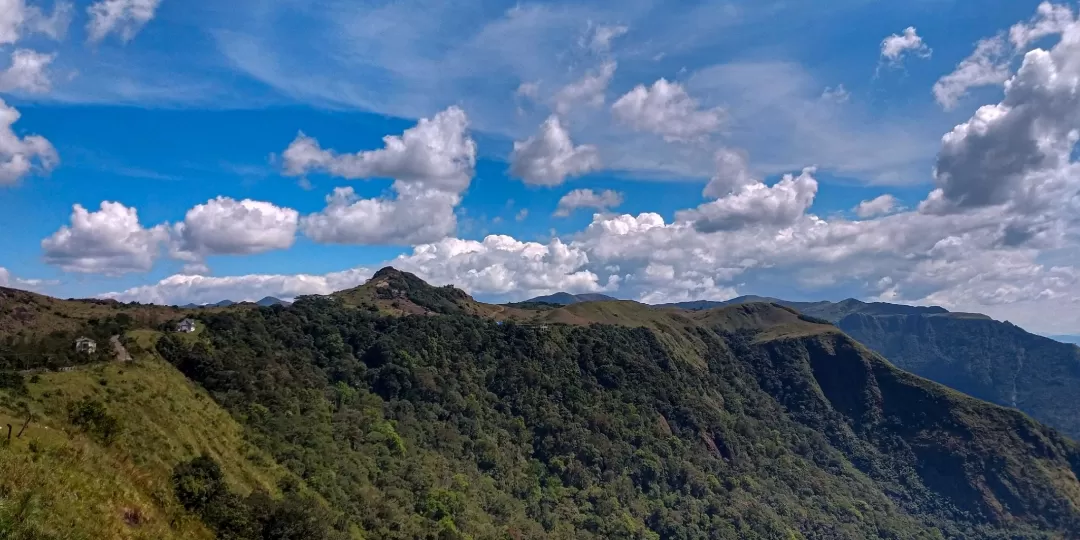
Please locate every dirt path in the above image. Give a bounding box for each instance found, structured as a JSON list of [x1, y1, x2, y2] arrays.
[[110, 335, 132, 363]]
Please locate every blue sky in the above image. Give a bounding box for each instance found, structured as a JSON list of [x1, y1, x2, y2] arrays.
[[4, 0, 1080, 334]]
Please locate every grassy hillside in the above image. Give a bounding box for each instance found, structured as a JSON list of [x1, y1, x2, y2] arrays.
[[0, 330, 292, 540]]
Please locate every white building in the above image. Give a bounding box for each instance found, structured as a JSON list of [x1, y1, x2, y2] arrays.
[[176, 319, 197, 333], [75, 337, 97, 354]]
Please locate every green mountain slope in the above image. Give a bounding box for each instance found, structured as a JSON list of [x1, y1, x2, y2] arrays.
[[683, 295, 1080, 439], [0, 330, 296, 540], [834, 312, 1080, 439], [147, 272, 1080, 539]]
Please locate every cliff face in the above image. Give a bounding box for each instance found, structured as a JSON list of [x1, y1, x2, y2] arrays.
[[836, 313, 1080, 439]]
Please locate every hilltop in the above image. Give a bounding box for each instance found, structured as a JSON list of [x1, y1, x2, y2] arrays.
[[520, 291, 620, 306]]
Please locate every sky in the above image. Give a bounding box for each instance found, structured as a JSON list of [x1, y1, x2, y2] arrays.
[[3, 0, 1080, 334]]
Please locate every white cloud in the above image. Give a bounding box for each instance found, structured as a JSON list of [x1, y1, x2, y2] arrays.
[[880, 26, 932, 65], [0, 266, 52, 291], [301, 186, 459, 245], [86, 0, 161, 43], [821, 85, 850, 103], [171, 196, 299, 260], [0, 98, 58, 185], [678, 167, 819, 232], [42, 201, 168, 274], [587, 24, 628, 53], [516, 208, 529, 222], [611, 78, 725, 142], [0, 0, 71, 44], [0, 49, 54, 93], [854, 194, 899, 218], [1009, 1, 1075, 49], [392, 235, 611, 297], [930, 15, 1080, 214], [283, 106, 475, 193], [554, 188, 624, 217], [515, 81, 539, 100], [552, 60, 616, 115], [103, 266, 376, 306], [933, 36, 1011, 110], [702, 148, 758, 199], [510, 115, 601, 186], [284, 106, 476, 244]]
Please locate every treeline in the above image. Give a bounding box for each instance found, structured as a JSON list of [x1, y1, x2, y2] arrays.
[[172, 455, 332, 540], [0, 314, 134, 371]]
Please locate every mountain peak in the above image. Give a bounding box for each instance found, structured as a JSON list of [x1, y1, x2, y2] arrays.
[[372, 266, 407, 279]]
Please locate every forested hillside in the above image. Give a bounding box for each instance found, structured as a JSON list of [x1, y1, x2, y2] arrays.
[[148, 270, 1080, 539], [673, 295, 1080, 440], [3, 271, 1080, 539], [835, 312, 1080, 439]]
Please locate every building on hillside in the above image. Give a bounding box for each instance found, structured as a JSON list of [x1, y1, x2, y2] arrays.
[[176, 319, 197, 333], [75, 337, 97, 354]]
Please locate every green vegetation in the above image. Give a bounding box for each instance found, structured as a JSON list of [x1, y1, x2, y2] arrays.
[[172, 455, 332, 540], [0, 331, 294, 540], [151, 281, 1080, 539], [835, 311, 1080, 438], [3, 271, 1080, 539]]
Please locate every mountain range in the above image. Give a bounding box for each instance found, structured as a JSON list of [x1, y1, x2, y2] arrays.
[[2, 272, 1080, 538], [177, 296, 291, 309]]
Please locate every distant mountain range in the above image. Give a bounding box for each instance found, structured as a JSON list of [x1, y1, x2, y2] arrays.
[[669, 295, 1080, 438], [1047, 335, 1080, 345], [520, 292, 619, 305], [177, 297, 290, 309]]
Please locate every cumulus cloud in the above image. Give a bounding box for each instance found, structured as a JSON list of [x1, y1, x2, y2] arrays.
[[933, 36, 1011, 110], [554, 188, 624, 217], [510, 115, 600, 186], [930, 13, 1080, 215], [301, 186, 459, 245], [679, 167, 819, 232], [102, 266, 376, 306], [611, 78, 725, 142], [702, 148, 758, 198], [553, 60, 616, 115], [880, 26, 932, 65], [0, 98, 58, 185], [171, 197, 299, 261], [87, 0, 161, 43], [42, 201, 168, 274], [283, 106, 475, 192], [0, 49, 54, 93], [284, 106, 476, 244], [854, 194, 900, 218]]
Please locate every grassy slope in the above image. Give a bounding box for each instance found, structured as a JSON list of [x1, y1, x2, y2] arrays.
[[0, 329, 290, 540]]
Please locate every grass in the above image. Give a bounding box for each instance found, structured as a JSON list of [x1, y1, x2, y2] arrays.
[[0, 330, 289, 540]]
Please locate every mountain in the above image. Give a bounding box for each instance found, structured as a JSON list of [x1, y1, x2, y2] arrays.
[[255, 296, 290, 307], [685, 296, 1080, 439], [1048, 334, 1080, 345], [835, 311, 1080, 439], [3, 272, 1080, 538], [522, 291, 619, 305]]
